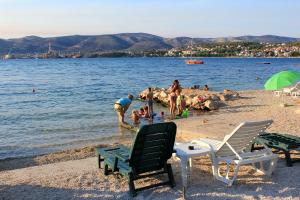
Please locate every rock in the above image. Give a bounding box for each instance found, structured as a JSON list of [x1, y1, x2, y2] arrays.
[[153, 91, 160, 99], [204, 100, 219, 110], [185, 96, 193, 107], [224, 89, 239, 98], [193, 103, 202, 110], [139, 89, 148, 99], [188, 94, 197, 99], [211, 95, 220, 101], [192, 96, 199, 106], [219, 94, 229, 101], [159, 91, 168, 99]]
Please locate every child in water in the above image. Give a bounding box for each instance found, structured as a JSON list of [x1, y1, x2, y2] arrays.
[[131, 110, 140, 125], [139, 107, 145, 116], [143, 106, 150, 118]]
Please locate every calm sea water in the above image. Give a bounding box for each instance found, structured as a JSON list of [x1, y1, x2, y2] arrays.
[[0, 57, 300, 159]]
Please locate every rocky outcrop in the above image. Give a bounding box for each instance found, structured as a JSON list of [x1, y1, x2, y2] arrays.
[[139, 88, 240, 111]]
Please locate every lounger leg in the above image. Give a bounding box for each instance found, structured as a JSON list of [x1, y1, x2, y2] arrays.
[[229, 164, 240, 186], [128, 172, 137, 197], [284, 151, 293, 167], [267, 157, 278, 176]]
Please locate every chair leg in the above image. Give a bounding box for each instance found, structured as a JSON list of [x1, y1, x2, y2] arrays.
[[98, 154, 102, 169], [166, 164, 176, 187], [104, 164, 109, 176], [128, 172, 137, 197]]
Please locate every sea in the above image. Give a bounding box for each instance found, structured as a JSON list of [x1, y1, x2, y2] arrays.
[[1, 57, 300, 159]]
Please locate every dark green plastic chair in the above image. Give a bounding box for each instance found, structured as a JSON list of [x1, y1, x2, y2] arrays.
[[96, 122, 177, 197], [253, 132, 300, 166]]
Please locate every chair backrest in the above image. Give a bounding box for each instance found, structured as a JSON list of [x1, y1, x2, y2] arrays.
[[216, 120, 273, 157], [129, 122, 177, 174]]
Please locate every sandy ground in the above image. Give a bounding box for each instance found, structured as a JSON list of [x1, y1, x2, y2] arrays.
[[176, 90, 300, 141], [0, 90, 300, 200]]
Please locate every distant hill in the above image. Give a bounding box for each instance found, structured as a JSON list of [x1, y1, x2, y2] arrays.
[[0, 33, 299, 55]]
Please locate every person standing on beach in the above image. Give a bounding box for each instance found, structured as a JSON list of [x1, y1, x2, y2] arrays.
[[114, 94, 134, 123], [146, 87, 154, 118], [169, 80, 180, 119]]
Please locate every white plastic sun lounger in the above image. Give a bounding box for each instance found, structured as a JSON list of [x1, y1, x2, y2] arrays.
[[192, 120, 278, 186], [283, 82, 300, 97]]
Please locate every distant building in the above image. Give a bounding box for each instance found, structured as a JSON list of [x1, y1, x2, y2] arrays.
[[43, 41, 61, 58]]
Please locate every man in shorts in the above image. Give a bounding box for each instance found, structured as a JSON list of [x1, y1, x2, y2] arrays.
[[114, 94, 134, 123]]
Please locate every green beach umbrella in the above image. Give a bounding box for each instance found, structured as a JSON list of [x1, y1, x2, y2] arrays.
[[264, 70, 300, 90]]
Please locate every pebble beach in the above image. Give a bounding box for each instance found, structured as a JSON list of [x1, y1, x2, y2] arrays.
[[1, 90, 299, 199]]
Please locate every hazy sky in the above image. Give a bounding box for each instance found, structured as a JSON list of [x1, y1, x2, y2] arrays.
[[0, 0, 299, 39]]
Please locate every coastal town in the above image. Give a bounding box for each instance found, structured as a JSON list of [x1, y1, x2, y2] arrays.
[[2, 41, 300, 59]]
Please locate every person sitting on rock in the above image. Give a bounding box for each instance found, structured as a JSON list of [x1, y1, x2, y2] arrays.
[[204, 85, 209, 91]]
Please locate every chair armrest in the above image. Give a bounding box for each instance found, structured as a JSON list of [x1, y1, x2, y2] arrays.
[[114, 151, 130, 162]]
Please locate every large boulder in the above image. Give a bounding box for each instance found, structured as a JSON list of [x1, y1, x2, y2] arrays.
[[185, 96, 193, 107], [153, 91, 160, 99], [191, 96, 199, 106], [219, 94, 230, 101], [159, 91, 168, 99], [139, 89, 148, 99], [204, 100, 219, 110], [223, 89, 240, 99], [210, 94, 220, 101]]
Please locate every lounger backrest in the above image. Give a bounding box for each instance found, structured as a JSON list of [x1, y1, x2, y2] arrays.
[[129, 122, 177, 174], [294, 82, 300, 90], [216, 120, 273, 157]]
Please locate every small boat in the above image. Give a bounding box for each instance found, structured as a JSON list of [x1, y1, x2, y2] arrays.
[[185, 59, 204, 65], [257, 62, 271, 64]]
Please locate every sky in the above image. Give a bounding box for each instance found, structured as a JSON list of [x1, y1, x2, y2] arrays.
[[0, 0, 299, 39]]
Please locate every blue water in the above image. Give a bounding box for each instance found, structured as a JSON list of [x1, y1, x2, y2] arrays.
[[0, 57, 299, 159]]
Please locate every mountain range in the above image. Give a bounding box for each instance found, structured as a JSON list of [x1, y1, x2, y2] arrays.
[[1, 33, 299, 55]]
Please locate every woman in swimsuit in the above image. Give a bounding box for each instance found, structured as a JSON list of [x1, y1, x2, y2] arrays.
[[169, 80, 179, 119]]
